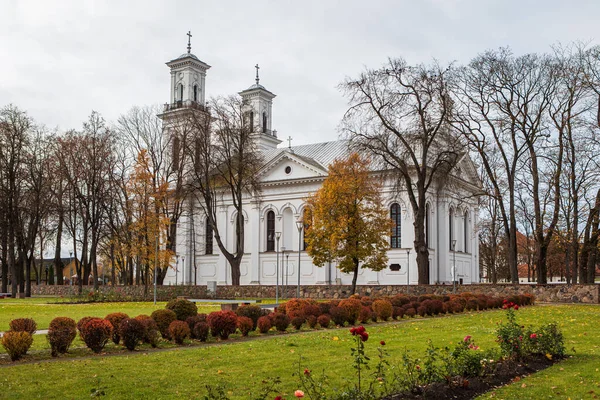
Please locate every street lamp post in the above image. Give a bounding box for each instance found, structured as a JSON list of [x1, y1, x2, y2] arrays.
[[181, 256, 185, 286], [154, 234, 158, 305], [281, 246, 286, 299], [175, 255, 179, 286], [296, 220, 303, 298], [452, 239, 457, 293], [69, 251, 73, 286], [406, 248, 411, 293], [285, 252, 290, 293], [275, 232, 281, 304]]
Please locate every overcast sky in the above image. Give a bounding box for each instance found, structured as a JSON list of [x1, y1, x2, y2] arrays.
[[1, 0, 599, 146]]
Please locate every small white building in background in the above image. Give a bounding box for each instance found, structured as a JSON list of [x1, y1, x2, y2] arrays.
[[160, 45, 481, 287]]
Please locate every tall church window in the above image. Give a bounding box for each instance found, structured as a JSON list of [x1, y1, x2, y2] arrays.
[[193, 85, 198, 102], [205, 219, 213, 255], [178, 84, 183, 101], [425, 203, 430, 248], [172, 135, 180, 170], [464, 210, 469, 253], [390, 203, 401, 248], [249, 111, 254, 132], [266, 210, 275, 251], [302, 209, 310, 251], [449, 207, 454, 250], [262, 112, 267, 133]]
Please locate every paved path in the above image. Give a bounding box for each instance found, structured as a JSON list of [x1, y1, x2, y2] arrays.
[[0, 329, 48, 338]]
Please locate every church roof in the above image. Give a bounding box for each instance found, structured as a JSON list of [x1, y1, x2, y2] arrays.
[[261, 140, 350, 170], [173, 53, 200, 61]]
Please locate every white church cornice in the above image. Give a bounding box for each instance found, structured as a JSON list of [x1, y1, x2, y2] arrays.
[[258, 151, 328, 179]]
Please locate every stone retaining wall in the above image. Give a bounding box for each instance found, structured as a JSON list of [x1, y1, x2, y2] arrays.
[[31, 283, 599, 304]]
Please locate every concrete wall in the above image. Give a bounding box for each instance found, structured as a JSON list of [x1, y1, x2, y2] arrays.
[[31, 283, 599, 304]]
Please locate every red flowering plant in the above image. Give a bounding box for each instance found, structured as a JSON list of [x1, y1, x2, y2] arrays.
[[496, 299, 525, 359], [349, 326, 370, 391]]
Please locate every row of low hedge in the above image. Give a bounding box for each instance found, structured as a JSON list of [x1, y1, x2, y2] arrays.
[[1, 293, 534, 362]]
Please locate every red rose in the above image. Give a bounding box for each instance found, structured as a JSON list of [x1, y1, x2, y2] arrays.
[[380, 340, 386, 346], [304, 369, 310, 376], [360, 332, 369, 342]]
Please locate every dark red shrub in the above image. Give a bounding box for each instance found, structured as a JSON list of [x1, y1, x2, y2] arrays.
[[271, 312, 290, 332], [134, 314, 159, 347], [330, 306, 348, 326], [318, 302, 332, 315], [105, 312, 129, 345], [393, 306, 404, 319], [465, 299, 478, 311], [404, 308, 416, 318], [417, 306, 427, 317], [359, 306, 372, 324], [257, 316, 272, 334], [360, 296, 373, 307], [77, 316, 98, 339], [291, 316, 304, 330], [81, 319, 113, 353], [119, 318, 145, 351], [306, 315, 318, 329], [372, 299, 393, 321], [193, 322, 210, 342], [303, 304, 321, 318], [166, 299, 198, 321], [275, 302, 287, 314], [236, 305, 261, 329], [317, 314, 331, 328], [207, 311, 238, 340], [151, 309, 177, 340], [1, 331, 33, 361], [237, 316, 254, 336], [186, 314, 207, 337], [47, 317, 77, 356], [390, 295, 410, 307], [285, 298, 317, 319], [339, 298, 362, 325], [169, 320, 190, 344], [9, 318, 37, 335]]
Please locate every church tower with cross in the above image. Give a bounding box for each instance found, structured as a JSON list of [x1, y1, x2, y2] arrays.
[[239, 64, 282, 151]]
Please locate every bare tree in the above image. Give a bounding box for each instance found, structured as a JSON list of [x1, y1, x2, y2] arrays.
[[340, 58, 464, 284], [185, 95, 262, 286]]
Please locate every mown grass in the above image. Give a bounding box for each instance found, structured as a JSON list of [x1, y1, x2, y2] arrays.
[[1, 304, 599, 399]]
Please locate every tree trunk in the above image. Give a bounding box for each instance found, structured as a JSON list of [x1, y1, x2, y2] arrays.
[[54, 213, 64, 285], [351, 257, 359, 295], [1, 223, 8, 293]]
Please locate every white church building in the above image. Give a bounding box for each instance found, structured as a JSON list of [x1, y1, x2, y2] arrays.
[[160, 42, 481, 287]]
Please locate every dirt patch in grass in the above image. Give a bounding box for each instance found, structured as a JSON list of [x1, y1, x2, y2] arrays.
[[384, 355, 560, 400]]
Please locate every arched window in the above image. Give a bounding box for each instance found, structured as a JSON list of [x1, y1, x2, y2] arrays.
[[262, 112, 267, 133], [464, 210, 469, 253], [302, 209, 310, 251], [178, 84, 183, 101], [193, 85, 198, 102], [449, 207, 455, 250], [390, 203, 401, 248], [205, 219, 213, 255], [249, 111, 254, 131], [425, 203, 430, 248], [266, 210, 275, 251]]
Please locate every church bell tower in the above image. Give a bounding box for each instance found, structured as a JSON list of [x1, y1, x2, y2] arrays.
[[239, 65, 281, 151]]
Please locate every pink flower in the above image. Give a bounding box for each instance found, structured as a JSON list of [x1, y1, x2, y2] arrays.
[[275, 397, 283, 400], [530, 333, 538, 339], [294, 390, 305, 398], [514, 305, 519, 310], [463, 335, 472, 342]]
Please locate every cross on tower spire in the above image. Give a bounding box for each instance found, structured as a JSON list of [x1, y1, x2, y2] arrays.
[[186, 31, 192, 54], [287, 136, 293, 149], [255, 64, 260, 85]]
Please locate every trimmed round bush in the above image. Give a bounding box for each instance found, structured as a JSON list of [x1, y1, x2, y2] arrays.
[[404, 307, 417, 318], [105, 312, 129, 345], [359, 306, 372, 324], [271, 312, 290, 332], [77, 316, 98, 339], [318, 302, 332, 316], [81, 319, 113, 353], [285, 298, 318, 319], [391, 294, 411, 307], [417, 306, 427, 317], [2, 331, 33, 361], [306, 315, 318, 329], [372, 299, 393, 321], [186, 314, 207, 338], [119, 318, 145, 351], [329, 306, 348, 326], [169, 320, 191, 344], [237, 316, 254, 336], [207, 311, 238, 340], [9, 318, 37, 335], [257, 316, 272, 334], [134, 314, 158, 346], [193, 322, 210, 342], [47, 317, 77, 356], [393, 306, 404, 320], [166, 299, 198, 321], [339, 298, 362, 325], [151, 309, 177, 340], [317, 314, 331, 328], [291, 316, 304, 330], [236, 305, 262, 330]]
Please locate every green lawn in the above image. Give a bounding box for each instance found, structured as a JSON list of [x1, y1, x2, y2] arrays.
[[0, 297, 221, 331], [1, 304, 599, 399]]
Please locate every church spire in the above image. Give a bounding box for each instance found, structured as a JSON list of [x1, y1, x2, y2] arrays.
[[255, 64, 260, 85], [186, 31, 192, 54]]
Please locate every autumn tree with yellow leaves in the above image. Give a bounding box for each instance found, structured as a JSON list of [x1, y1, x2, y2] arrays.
[[305, 153, 392, 294]]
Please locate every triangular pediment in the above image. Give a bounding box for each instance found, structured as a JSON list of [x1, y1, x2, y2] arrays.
[[259, 150, 328, 183], [454, 152, 481, 188]]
